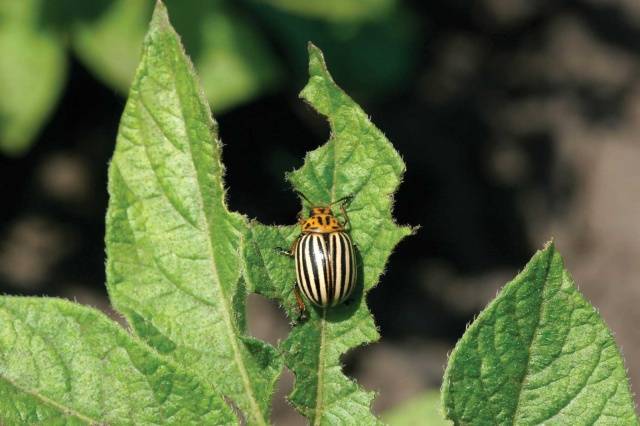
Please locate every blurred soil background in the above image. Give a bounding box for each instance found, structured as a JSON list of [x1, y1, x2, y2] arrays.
[[1, 0, 640, 424]]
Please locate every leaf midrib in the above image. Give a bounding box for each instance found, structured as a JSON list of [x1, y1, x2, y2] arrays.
[[314, 308, 328, 425], [511, 251, 554, 423], [167, 47, 266, 425], [0, 374, 97, 424], [313, 131, 340, 425]]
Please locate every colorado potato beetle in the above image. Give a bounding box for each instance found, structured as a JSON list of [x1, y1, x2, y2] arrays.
[[280, 194, 356, 312]]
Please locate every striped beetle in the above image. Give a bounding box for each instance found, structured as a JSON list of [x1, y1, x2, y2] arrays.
[[280, 194, 356, 313]]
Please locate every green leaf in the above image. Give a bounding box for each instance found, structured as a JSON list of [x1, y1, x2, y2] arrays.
[[442, 242, 639, 425], [382, 390, 452, 426], [105, 3, 281, 424], [250, 3, 418, 99], [242, 43, 413, 425], [71, 0, 149, 94], [0, 0, 66, 156], [252, 0, 395, 22], [72, 0, 281, 111], [0, 297, 236, 425]]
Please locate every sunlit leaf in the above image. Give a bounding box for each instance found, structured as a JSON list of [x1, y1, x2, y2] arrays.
[[105, 3, 281, 424], [442, 243, 638, 425], [0, 297, 236, 424], [243, 43, 414, 424]]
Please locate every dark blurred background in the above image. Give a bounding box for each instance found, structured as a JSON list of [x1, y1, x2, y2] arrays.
[[1, 0, 639, 423]]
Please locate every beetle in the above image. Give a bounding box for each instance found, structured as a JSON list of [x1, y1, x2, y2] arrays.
[[279, 193, 357, 313]]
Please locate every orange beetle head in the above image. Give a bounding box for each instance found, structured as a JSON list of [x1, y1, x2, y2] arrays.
[[310, 207, 331, 216], [300, 206, 343, 233]]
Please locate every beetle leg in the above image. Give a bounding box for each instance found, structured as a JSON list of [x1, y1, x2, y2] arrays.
[[275, 236, 299, 257], [276, 248, 293, 257], [276, 237, 307, 321], [290, 236, 299, 253], [275, 247, 294, 257], [293, 287, 308, 321], [339, 199, 352, 230]]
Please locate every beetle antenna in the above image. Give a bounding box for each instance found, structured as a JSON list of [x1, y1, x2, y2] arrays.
[[330, 194, 354, 207], [295, 190, 314, 206]]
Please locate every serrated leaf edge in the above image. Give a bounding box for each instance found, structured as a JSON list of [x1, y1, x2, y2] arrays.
[[107, 3, 272, 424], [0, 295, 238, 424]]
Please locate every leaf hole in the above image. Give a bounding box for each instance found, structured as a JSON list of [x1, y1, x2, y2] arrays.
[[246, 293, 291, 346], [219, 97, 328, 224], [272, 368, 307, 425]]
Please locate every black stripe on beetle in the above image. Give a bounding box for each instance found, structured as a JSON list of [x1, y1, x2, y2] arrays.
[[294, 232, 356, 307], [283, 195, 357, 312]]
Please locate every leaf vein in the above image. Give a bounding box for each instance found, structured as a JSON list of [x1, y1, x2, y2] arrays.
[[168, 49, 266, 424], [511, 251, 554, 423], [0, 374, 98, 425], [539, 338, 605, 423]]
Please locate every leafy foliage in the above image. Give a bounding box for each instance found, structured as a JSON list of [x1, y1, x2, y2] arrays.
[[105, 3, 281, 424], [249, 2, 418, 99], [442, 242, 638, 425], [0, 1, 414, 423], [0, 0, 417, 156], [0, 297, 236, 425], [0, 0, 65, 155], [0, 2, 637, 425], [73, 0, 281, 112], [252, 0, 396, 22], [242, 43, 414, 424]]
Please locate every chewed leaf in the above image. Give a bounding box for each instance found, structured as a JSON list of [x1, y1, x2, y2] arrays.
[[442, 242, 638, 425], [0, 297, 236, 425], [105, 3, 281, 424], [243, 43, 413, 424], [243, 224, 301, 318]]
